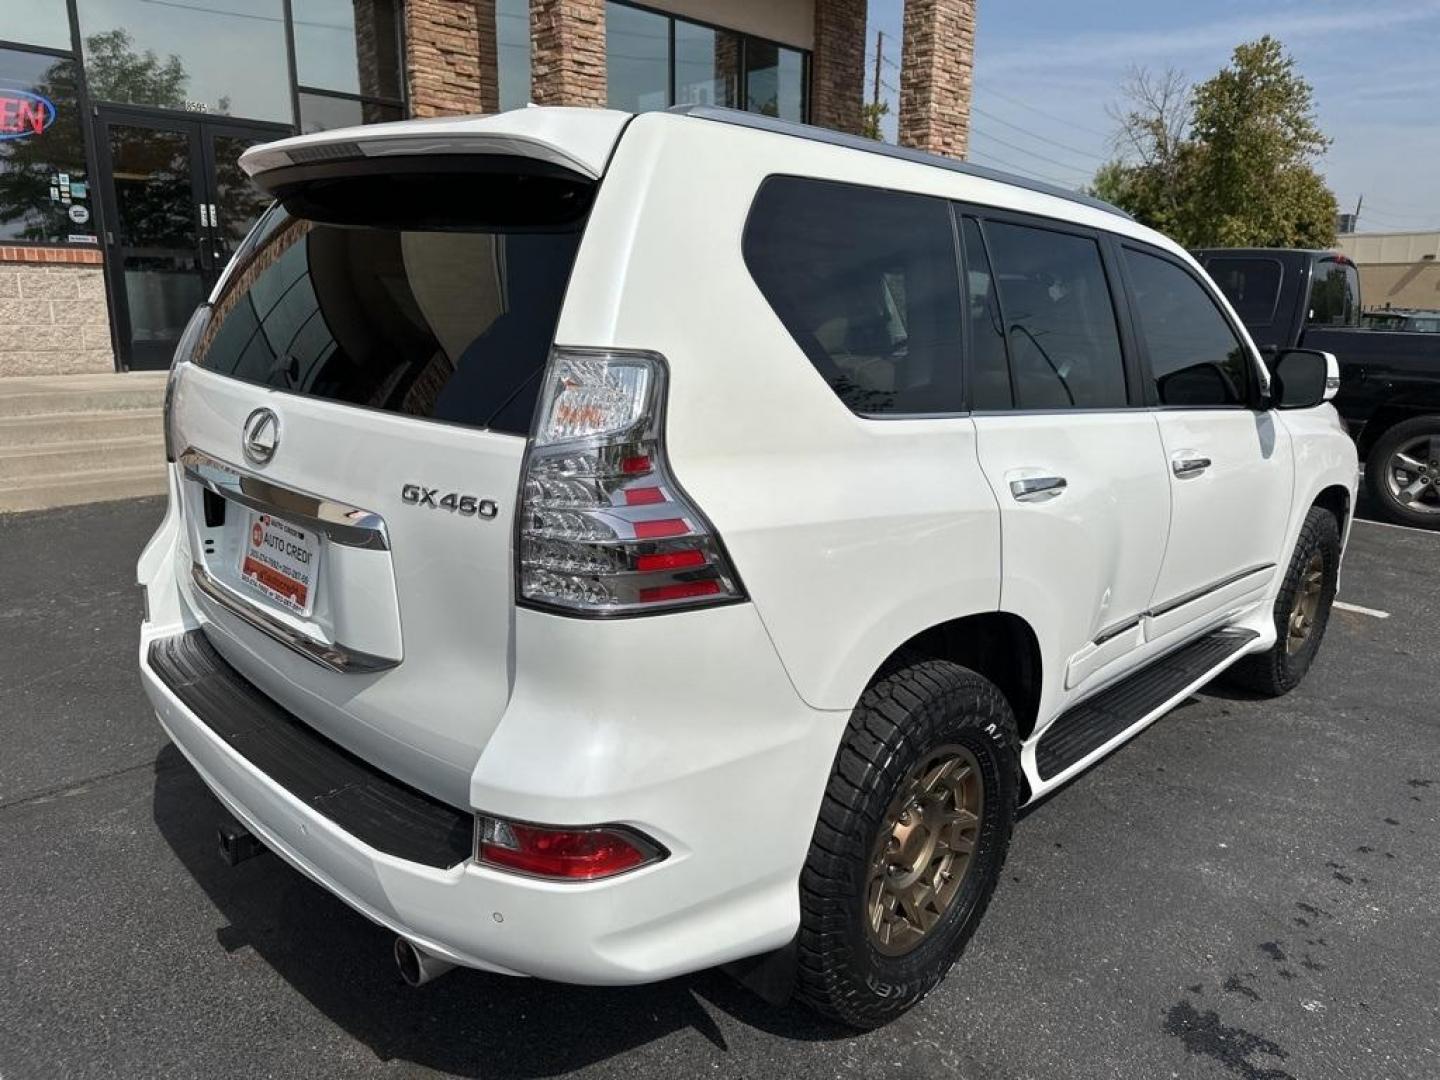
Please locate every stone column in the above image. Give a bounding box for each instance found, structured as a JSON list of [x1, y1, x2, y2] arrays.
[[530, 0, 607, 107], [403, 0, 483, 116], [475, 0, 501, 113], [811, 0, 866, 135], [898, 0, 975, 158]]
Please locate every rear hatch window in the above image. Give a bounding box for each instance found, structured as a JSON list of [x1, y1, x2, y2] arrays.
[[197, 163, 591, 435]]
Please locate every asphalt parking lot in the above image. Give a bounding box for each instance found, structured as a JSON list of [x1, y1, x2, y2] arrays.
[[2, 497, 1437, 1080]]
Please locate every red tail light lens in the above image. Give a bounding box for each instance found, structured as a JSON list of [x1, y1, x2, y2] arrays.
[[475, 816, 665, 880], [518, 349, 744, 615]]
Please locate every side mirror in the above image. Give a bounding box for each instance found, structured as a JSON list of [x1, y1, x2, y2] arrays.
[[1270, 349, 1339, 409]]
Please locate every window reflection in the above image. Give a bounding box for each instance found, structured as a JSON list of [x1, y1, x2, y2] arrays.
[[675, 21, 739, 108], [292, 0, 401, 100], [606, 2, 669, 113], [76, 0, 292, 122], [496, 0, 530, 110], [744, 39, 806, 121]]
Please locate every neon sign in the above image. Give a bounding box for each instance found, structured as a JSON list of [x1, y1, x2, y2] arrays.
[[0, 90, 56, 141]]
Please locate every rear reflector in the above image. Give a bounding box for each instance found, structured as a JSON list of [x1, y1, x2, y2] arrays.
[[475, 816, 665, 880]]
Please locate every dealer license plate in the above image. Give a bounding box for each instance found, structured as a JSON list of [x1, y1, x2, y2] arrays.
[[239, 511, 321, 615]]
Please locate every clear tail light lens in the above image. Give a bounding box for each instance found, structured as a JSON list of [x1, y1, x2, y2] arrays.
[[518, 348, 744, 615], [476, 815, 665, 880], [163, 304, 212, 463]]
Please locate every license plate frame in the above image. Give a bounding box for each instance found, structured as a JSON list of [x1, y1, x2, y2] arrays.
[[238, 510, 322, 616]]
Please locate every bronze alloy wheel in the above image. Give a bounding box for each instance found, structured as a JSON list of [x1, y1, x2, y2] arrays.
[[865, 744, 984, 956], [1286, 550, 1326, 655]]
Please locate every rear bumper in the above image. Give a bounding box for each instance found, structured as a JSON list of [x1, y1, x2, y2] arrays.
[[138, 488, 847, 984]]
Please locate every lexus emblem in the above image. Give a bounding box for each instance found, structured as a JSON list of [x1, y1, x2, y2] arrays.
[[241, 408, 280, 466]]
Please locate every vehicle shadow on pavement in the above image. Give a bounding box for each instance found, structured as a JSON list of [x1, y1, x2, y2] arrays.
[[149, 745, 850, 1076]]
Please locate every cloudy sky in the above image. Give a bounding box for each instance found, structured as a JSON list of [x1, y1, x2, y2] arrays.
[[864, 0, 1440, 233]]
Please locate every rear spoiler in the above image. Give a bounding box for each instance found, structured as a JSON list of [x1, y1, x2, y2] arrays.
[[240, 107, 633, 185]]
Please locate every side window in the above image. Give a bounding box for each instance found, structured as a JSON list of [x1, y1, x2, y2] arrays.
[[1308, 261, 1359, 327], [1204, 257, 1282, 326], [982, 221, 1128, 410], [1124, 247, 1252, 408], [959, 216, 1013, 410], [743, 177, 964, 415]]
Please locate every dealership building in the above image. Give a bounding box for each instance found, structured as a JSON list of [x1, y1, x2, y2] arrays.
[[0, 0, 976, 378]]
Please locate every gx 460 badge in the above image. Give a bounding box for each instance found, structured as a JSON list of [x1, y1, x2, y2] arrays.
[[401, 484, 499, 519]]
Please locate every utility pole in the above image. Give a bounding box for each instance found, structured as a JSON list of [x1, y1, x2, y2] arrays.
[[872, 31, 884, 115], [1354, 194, 1363, 231]]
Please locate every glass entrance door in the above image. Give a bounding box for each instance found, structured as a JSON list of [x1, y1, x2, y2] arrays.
[[95, 109, 283, 369]]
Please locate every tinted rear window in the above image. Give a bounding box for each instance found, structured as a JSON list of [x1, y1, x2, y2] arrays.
[[197, 172, 588, 436], [1204, 257, 1282, 326], [743, 176, 964, 415]]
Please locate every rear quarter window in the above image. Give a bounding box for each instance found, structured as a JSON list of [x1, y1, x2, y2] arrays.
[[742, 176, 964, 416]]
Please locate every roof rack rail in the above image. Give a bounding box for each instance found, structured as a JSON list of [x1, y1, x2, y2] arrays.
[[665, 105, 1130, 221]]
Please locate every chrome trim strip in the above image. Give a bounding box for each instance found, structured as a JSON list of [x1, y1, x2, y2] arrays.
[[1092, 564, 1276, 647], [179, 448, 390, 552], [189, 562, 399, 674], [1147, 563, 1276, 620], [1093, 617, 1142, 646]]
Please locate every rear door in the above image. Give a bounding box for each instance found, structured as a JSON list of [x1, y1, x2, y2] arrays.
[[169, 154, 599, 804], [960, 211, 1172, 701], [1118, 243, 1293, 640]]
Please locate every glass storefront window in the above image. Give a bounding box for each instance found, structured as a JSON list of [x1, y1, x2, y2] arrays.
[[0, 48, 95, 245], [601, 3, 809, 121], [0, 3, 73, 51], [292, 0, 401, 101], [744, 39, 806, 122], [298, 91, 402, 134], [496, 0, 530, 110], [675, 21, 738, 108], [606, 2, 669, 113], [76, 0, 292, 123]]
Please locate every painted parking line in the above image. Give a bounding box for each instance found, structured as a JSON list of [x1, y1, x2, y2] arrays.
[[1334, 600, 1391, 619], [1353, 517, 1440, 537]]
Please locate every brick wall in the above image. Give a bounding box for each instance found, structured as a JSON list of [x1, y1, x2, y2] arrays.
[[404, 0, 485, 115], [898, 0, 975, 159], [811, 0, 866, 135], [0, 247, 114, 377], [531, 0, 607, 107]]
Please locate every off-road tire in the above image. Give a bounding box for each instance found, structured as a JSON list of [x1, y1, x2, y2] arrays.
[[1226, 506, 1340, 697], [1364, 415, 1440, 530], [795, 659, 1021, 1029]]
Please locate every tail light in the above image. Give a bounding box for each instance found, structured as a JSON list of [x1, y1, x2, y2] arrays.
[[163, 304, 212, 463], [518, 348, 744, 615], [476, 815, 665, 880]]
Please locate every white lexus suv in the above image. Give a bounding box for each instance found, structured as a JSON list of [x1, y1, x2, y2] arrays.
[[137, 105, 1357, 1028]]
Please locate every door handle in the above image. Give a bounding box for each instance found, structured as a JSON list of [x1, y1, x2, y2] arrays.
[[1009, 475, 1068, 502], [1171, 452, 1212, 478]]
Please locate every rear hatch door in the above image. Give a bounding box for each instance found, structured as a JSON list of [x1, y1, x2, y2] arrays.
[[169, 113, 626, 804]]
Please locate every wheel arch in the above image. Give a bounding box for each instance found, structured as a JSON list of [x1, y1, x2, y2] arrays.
[[1356, 404, 1440, 459], [1312, 483, 1351, 533], [869, 612, 1043, 743]]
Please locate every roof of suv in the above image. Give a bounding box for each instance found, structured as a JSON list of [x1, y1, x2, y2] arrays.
[[669, 105, 1131, 221], [242, 105, 1130, 222]]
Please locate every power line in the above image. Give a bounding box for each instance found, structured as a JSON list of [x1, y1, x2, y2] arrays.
[[981, 85, 1112, 140], [967, 148, 1080, 189], [971, 106, 1107, 163], [969, 129, 1092, 178]]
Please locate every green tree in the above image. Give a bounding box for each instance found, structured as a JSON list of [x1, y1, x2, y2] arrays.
[[1092, 36, 1337, 248], [862, 100, 890, 141], [83, 29, 188, 109]]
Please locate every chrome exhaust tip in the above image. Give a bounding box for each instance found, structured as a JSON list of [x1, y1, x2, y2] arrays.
[[393, 936, 456, 987]]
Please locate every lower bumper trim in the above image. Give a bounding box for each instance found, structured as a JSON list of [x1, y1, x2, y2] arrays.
[[147, 630, 472, 869]]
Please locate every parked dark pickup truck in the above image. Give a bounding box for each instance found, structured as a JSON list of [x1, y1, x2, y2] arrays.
[[1195, 248, 1440, 528]]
